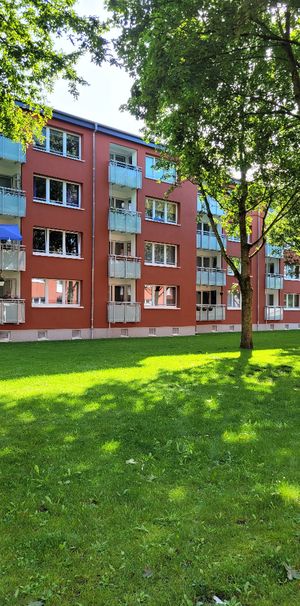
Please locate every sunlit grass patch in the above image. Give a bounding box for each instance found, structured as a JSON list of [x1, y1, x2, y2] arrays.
[[0, 331, 299, 606]]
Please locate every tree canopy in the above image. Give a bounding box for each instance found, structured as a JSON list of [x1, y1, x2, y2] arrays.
[[107, 0, 300, 348], [0, 0, 106, 145]]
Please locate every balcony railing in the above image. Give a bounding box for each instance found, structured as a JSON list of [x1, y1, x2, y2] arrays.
[[197, 195, 224, 216], [108, 302, 141, 323], [0, 135, 26, 163], [196, 304, 226, 321], [0, 245, 26, 271], [0, 187, 26, 217], [265, 243, 284, 258], [264, 306, 284, 321], [196, 231, 226, 251], [0, 299, 25, 324], [265, 273, 283, 290], [108, 160, 142, 189], [108, 255, 141, 279], [196, 267, 226, 286], [108, 208, 142, 234]]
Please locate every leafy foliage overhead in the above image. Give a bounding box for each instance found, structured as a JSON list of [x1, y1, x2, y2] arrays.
[[0, 0, 106, 145]]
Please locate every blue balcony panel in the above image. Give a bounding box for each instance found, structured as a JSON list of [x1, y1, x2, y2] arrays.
[[196, 268, 226, 286], [196, 231, 226, 251], [197, 195, 224, 216], [108, 302, 141, 323], [0, 188, 26, 217], [108, 208, 141, 234], [265, 243, 284, 258], [265, 274, 283, 290], [0, 135, 26, 163], [108, 160, 142, 189]]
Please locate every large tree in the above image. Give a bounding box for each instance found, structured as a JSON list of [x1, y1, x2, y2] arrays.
[[0, 0, 106, 145], [107, 0, 300, 349]]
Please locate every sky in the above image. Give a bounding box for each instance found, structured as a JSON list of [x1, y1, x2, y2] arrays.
[[48, 0, 143, 135]]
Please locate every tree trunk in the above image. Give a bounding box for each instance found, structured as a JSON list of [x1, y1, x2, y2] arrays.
[[240, 277, 253, 349]]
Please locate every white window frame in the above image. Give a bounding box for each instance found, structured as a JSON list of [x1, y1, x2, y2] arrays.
[[31, 278, 81, 307], [284, 293, 300, 309], [227, 288, 241, 310], [145, 197, 178, 225], [32, 228, 81, 258], [33, 175, 81, 209], [284, 264, 300, 280], [144, 242, 177, 267], [144, 285, 178, 309], [33, 127, 81, 160]]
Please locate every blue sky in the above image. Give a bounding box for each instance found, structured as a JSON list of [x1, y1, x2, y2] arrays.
[[48, 0, 143, 135]]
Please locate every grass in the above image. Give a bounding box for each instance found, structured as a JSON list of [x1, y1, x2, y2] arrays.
[[0, 331, 299, 606]]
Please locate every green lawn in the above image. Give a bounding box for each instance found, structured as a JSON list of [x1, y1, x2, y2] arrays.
[[0, 332, 299, 606]]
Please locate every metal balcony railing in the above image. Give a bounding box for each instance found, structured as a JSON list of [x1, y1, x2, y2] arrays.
[[0, 299, 25, 324], [108, 160, 142, 189], [196, 267, 226, 286], [265, 243, 284, 258], [108, 208, 142, 234], [0, 244, 26, 271], [196, 230, 226, 251], [0, 135, 26, 163], [264, 306, 284, 321], [196, 304, 226, 321], [108, 255, 141, 279], [265, 273, 283, 290], [108, 302, 141, 323], [0, 187, 26, 217]]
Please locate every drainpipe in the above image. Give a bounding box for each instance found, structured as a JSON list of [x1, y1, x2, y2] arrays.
[[90, 124, 97, 339], [257, 213, 260, 332]]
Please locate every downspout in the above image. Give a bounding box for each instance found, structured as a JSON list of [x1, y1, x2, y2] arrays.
[[90, 124, 97, 339], [257, 213, 260, 332]]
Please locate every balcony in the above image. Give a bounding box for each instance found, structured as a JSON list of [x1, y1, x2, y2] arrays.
[[265, 273, 283, 289], [264, 306, 284, 321], [265, 243, 283, 258], [108, 160, 142, 189], [197, 195, 224, 216], [196, 231, 226, 251], [108, 302, 141, 323], [0, 299, 25, 324], [196, 267, 226, 286], [108, 255, 141, 279], [0, 245, 26, 271], [108, 208, 141, 234], [0, 187, 26, 217], [196, 304, 226, 321], [0, 135, 26, 163]]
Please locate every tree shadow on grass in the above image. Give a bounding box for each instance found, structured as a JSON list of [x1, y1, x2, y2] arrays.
[[0, 352, 299, 605]]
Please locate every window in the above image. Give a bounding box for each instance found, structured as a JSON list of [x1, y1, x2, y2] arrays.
[[284, 264, 300, 280], [145, 197, 178, 224], [33, 176, 80, 208], [267, 293, 275, 306], [145, 242, 177, 267], [110, 152, 132, 165], [109, 240, 132, 256], [227, 257, 241, 275], [197, 256, 218, 269], [284, 293, 300, 308], [197, 291, 217, 305], [110, 284, 132, 302], [110, 197, 132, 211], [33, 127, 81, 159], [227, 288, 241, 309], [33, 228, 80, 257], [144, 285, 177, 308], [31, 279, 80, 306], [0, 278, 17, 299], [145, 156, 176, 183]]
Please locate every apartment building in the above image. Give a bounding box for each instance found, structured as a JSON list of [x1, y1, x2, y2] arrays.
[[0, 109, 299, 342]]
